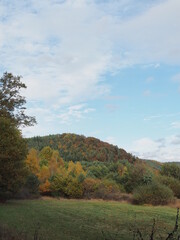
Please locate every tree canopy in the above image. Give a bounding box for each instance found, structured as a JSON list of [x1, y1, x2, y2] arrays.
[[0, 72, 36, 202], [0, 117, 27, 202], [0, 72, 36, 127]]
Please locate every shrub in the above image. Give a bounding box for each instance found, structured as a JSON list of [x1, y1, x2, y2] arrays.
[[39, 180, 51, 194], [133, 182, 174, 205], [156, 175, 180, 199], [64, 177, 83, 198], [93, 180, 121, 200], [25, 174, 40, 195], [50, 174, 67, 197], [51, 175, 83, 198], [120, 163, 152, 193], [14, 174, 40, 199], [161, 163, 180, 180], [82, 178, 100, 199]]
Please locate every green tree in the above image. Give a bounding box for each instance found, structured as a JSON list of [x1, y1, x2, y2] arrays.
[[0, 72, 36, 126], [161, 163, 180, 181], [0, 117, 27, 202], [0, 72, 36, 202], [39, 146, 53, 162]]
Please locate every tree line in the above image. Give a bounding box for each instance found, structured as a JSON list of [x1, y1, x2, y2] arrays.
[[1, 72, 180, 206]]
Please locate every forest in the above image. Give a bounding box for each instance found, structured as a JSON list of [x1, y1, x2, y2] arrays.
[[0, 71, 179, 205], [1, 73, 180, 240], [24, 134, 180, 205]]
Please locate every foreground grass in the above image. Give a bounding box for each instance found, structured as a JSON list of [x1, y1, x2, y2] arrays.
[[0, 198, 179, 240]]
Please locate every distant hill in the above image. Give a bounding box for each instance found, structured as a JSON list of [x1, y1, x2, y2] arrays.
[[166, 162, 180, 166], [27, 133, 137, 163], [143, 159, 162, 171]]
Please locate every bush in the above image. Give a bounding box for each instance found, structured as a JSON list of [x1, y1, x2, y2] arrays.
[[83, 178, 127, 201], [133, 182, 174, 205], [25, 174, 40, 195], [161, 163, 180, 180], [64, 177, 83, 198], [93, 180, 121, 200], [50, 174, 65, 197], [120, 163, 153, 193], [156, 175, 180, 199], [82, 178, 100, 199], [14, 174, 40, 199], [94, 185, 128, 201], [51, 175, 83, 198]]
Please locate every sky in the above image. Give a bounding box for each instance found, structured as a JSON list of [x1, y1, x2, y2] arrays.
[[0, 0, 180, 162]]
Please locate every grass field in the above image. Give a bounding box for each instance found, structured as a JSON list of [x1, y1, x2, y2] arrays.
[[0, 198, 179, 240]]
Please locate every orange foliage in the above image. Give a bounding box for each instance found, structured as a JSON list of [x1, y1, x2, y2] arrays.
[[67, 161, 86, 177], [38, 166, 50, 182], [26, 148, 39, 175], [67, 161, 76, 174], [75, 161, 86, 176], [39, 180, 51, 193]]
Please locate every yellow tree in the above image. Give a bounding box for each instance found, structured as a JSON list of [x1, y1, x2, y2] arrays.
[[39, 179, 51, 193], [39, 146, 53, 162], [75, 162, 86, 176], [38, 165, 50, 182], [49, 150, 61, 177], [38, 165, 51, 193], [26, 148, 39, 175], [67, 161, 76, 175]]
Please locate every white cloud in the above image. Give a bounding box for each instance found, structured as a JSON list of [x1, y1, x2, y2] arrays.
[[171, 121, 180, 129], [105, 136, 117, 145], [1, 0, 180, 135], [1, 0, 180, 106], [130, 135, 180, 162], [0, 0, 113, 107], [58, 104, 95, 124], [116, 0, 180, 65]]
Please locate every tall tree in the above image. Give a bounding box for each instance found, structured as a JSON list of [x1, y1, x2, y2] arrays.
[[26, 148, 40, 175], [0, 72, 36, 127], [0, 117, 27, 202], [0, 72, 36, 202]]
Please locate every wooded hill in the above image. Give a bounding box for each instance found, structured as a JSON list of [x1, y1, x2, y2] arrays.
[[27, 133, 137, 163]]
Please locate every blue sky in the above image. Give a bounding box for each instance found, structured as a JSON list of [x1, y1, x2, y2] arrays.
[[0, 0, 180, 162]]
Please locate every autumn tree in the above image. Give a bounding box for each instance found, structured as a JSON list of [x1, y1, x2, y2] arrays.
[[49, 150, 62, 177], [75, 161, 86, 176], [39, 146, 53, 162], [26, 148, 39, 175]]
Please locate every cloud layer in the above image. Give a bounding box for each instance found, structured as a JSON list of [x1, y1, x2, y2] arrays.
[[1, 0, 180, 107], [131, 135, 180, 162], [1, 0, 180, 162]]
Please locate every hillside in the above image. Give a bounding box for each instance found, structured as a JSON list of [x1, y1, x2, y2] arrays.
[[143, 159, 162, 170], [27, 133, 137, 163]]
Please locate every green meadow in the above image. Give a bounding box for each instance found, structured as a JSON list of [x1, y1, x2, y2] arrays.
[[0, 199, 179, 240]]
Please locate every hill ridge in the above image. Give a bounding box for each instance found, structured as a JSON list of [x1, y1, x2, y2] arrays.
[[27, 133, 137, 163]]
